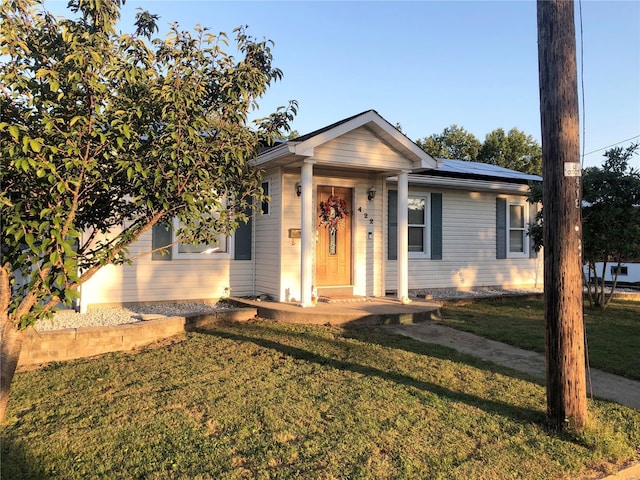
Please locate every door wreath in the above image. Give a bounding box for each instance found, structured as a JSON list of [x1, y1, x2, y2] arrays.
[[319, 195, 348, 230]]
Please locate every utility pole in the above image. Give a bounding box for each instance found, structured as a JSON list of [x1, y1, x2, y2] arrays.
[[537, 0, 587, 431]]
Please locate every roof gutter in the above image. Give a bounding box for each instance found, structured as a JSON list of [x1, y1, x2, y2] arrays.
[[387, 174, 532, 194]]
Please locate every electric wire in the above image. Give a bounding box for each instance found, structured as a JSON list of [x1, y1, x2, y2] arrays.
[[578, 0, 594, 401], [583, 135, 640, 157]]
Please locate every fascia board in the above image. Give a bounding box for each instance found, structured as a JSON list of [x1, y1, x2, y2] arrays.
[[257, 143, 291, 164]]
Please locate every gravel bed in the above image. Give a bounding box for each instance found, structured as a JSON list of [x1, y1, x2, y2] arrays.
[[35, 302, 229, 332], [415, 287, 543, 300]]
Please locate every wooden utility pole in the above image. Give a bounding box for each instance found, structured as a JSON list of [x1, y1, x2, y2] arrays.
[[537, 0, 587, 431]]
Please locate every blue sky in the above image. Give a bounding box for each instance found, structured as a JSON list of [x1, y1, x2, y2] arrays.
[[45, 0, 639, 169]]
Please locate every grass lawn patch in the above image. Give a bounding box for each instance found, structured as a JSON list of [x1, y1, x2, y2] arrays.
[[2, 320, 639, 479], [440, 298, 640, 381]]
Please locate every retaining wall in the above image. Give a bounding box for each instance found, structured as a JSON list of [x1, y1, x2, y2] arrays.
[[17, 307, 257, 370]]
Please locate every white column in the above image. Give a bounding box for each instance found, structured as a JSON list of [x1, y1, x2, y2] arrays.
[[300, 160, 315, 306], [397, 171, 410, 302]]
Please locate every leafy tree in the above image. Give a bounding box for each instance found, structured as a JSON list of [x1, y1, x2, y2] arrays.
[[0, 0, 296, 420], [478, 128, 542, 175], [416, 124, 481, 161], [582, 143, 640, 307], [527, 143, 640, 308]]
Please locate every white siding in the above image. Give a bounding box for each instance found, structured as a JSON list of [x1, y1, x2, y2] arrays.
[[255, 170, 282, 298], [81, 228, 253, 310], [313, 126, 412, 171], [279, 173, 305, 302], [385, 188, 543, 291]]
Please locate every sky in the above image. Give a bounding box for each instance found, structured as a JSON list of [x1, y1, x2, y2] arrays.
[[44, 0, 640, 169]]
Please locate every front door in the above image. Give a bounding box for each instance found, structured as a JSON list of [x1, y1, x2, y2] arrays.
[[316, 186, 352, 286]]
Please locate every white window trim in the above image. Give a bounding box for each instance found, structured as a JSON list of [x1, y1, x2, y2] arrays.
[[171, 218, 232, 259], [408, 192, 431, 259], [507, 201, 529, 258]]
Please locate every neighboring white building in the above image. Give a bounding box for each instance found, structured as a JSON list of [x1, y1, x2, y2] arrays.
[[584, 261, 640, 285], [79, 110, 543, 311]]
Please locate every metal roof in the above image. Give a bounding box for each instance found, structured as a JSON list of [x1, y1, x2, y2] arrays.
[[433, 158, 542, 182]]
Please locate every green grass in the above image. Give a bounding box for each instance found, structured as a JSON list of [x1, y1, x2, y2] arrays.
[[3, 320, 639, 479], [440, 298, 640, 380]]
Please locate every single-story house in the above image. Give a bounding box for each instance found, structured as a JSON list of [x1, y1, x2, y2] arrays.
[[79, 110, 542, 311]]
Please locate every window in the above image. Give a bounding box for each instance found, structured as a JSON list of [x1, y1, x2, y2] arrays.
[[174, 219, 228, 258], [388, 191, 442, 260], [611, 265, 628, 276], [508, 203, 527, 255], [408, 195, 430, 256], [152, 211, 252, 261], [261, 181, 270, 215], [496, 198, 535, 259]]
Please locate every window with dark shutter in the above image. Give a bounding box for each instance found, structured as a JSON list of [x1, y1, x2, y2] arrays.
[[152, 223, 173, 261]]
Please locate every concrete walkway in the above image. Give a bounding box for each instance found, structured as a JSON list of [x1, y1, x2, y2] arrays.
[[384, 321, 640, 410]]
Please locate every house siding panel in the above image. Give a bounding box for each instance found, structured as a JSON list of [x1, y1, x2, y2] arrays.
[[313, 127, 411, 170], [81, 229, 254, 310], [385, 189, 542, 292], [255, 170, 282, 298]]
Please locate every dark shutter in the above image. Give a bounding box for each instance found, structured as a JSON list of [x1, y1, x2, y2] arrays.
[[261, 181, 270, 215], [152, 223, 173, 261], [234, 209, 253, 260], [496, 198, 507, 259], [529, 202, 538, 259], [431, 193, 443, 260], [388, 190, 397, 260]]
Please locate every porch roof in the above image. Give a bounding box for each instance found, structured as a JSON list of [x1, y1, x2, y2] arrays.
[[257, 110, 439, 173]]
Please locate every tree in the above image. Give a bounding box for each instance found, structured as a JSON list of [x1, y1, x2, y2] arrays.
[[0, 0, 296, 420], [478, 128, 542, 175], [527, 143, 640, 309], [582, 144, 640, 308], [415, 124, 481, 160]]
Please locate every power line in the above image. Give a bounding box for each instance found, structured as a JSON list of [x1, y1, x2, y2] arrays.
[[579, 0, 586, 167], [583, 135, 640, 156]]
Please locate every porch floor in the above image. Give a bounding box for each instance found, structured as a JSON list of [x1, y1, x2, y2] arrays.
[[229, 296, 442, 326]]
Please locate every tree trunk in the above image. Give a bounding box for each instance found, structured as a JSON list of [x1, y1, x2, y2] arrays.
[[598, 261, 607, 308], [605, 260, 621, 308], [0, 316, 25, 422], [537, 0, 588, 432]]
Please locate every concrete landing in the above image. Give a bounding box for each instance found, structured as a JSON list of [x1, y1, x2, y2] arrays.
[[229, 296, 441, 326]]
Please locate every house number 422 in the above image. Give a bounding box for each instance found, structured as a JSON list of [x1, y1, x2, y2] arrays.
[[357, 207, 374, 224]]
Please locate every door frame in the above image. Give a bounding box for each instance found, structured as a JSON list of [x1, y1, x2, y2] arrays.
[[315, 182, 355, 287]]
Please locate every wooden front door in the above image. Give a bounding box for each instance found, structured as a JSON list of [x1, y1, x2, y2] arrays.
[[316, 186, 352, 286]]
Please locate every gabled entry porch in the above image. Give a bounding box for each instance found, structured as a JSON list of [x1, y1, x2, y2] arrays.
[[256, 110, 439, 307]]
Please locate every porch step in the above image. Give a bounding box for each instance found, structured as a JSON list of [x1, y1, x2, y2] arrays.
[[318, 295, 369, 304], [316, 286, 354, 297]]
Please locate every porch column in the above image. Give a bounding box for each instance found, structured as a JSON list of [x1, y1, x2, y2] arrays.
[[397, 170, 410, 302], [300, 159, 316, 307]]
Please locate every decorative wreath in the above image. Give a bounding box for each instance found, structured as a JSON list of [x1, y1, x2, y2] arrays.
[[319, 195, 348, 230]]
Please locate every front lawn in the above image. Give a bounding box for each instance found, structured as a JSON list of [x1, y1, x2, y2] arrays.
[[440, 298, 640, 380], [2, 320, 639, 479]]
